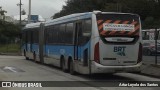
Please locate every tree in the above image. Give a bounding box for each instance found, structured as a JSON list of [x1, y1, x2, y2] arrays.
[[21, 9, 26, 15], [52, 0, 160, 29], [0, 7, 7, 16], [0, 18, 20, 44]]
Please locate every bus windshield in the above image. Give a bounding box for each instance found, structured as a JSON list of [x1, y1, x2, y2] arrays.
[[96, 14, 140, 43]]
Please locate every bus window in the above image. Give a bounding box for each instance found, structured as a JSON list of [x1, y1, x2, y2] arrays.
[[51, 26, 57, 44], [27, 31, 31, 44], [33, 29, 39, 44], [45, 27, 49, 44], [47, 26, 53, 44], [66, 23, 74, 44], [78, 19, 91, 45], [59, 24, 66, 43], [96, 14, 140, 43], [83, 19, 91, 41], [22, 31, 26, 45], [54, 25, 59, 44]]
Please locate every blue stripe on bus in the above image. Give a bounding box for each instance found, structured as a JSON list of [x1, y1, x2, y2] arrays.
[[32, 44, 39, 54], [44, 45, 74, 57], [22, 41, 91, 61], [44, 41, 90, 60]]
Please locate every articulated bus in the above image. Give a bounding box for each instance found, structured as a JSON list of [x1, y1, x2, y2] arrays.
[[22, 11, 142, 74]]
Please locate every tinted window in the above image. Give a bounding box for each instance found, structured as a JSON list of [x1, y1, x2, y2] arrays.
[[66, 23, 74, 44], [22, 31, 26, 44], [59, 24, 66, 43], [47, 26, 53, 44], [54, 25, 59, 44], [78, 19, 92, 45], [83, 19, 91, 41], [27, 30, 31, 43], [33, 28, 39, 43], [51, 26, 56, 43]]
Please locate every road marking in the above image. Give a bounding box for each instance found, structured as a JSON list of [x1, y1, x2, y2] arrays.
[[0, 66, 25, 73], [3, 66, 17, 72]]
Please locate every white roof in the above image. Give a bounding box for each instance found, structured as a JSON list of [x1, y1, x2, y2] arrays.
[[24, 22, 42, 29], [45, 11, 139, 26]]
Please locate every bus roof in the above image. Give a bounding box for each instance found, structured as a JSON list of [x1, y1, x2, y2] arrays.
[[45, 12, 92, 26], [45, 11, 139, 26], [23, 22, 42, 30], [23, 11, 139, 28]]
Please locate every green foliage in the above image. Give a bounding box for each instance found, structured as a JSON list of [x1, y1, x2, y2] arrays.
[[0, 7, 7, 16], [21, 9, 26, 15], [0, 20, 21, 44], [0, 44, 20, 53], [0, 7, 21, 53], [52, 0, 160, 29]]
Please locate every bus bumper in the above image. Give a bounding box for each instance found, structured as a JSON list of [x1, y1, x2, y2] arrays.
[[91, 61, 142, 74]]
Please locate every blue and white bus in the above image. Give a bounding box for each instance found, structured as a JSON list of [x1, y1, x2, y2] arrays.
[[22, 11, 142, 74]]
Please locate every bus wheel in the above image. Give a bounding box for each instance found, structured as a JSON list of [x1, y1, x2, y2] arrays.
[[61, 58, 67, 72], [69, 60, 75, 75], [26, 57, 29, 60], [33, 52, 36, 62], [24, 50, 26, 56], [24, 50, 29, 60]]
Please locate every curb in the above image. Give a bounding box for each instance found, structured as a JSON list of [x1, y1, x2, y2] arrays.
[[0, 53, 22, 56], [138, 72, 160, 79], [140, 63, 160, 79]]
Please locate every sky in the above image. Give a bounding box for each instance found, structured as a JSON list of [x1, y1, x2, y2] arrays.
[[0, 0, 66, 19]]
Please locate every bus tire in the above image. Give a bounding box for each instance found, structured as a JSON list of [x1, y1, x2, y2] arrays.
[[24, 50, 29, 60], [33, 52, 36, 62], [61, 57, 67, 72], [24, 50, 26, 56], [26, 57, 29, 60], [69, 60, 76, 75]]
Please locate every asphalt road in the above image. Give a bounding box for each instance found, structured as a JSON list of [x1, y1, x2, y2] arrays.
[[0, 55, 159, 90]]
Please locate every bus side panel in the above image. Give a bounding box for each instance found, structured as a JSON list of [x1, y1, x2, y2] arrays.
[[74, 41, 91, 74], [44, 45, 74, 67], [25, 43, 32, 59], [32, 43, 39, 61]]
